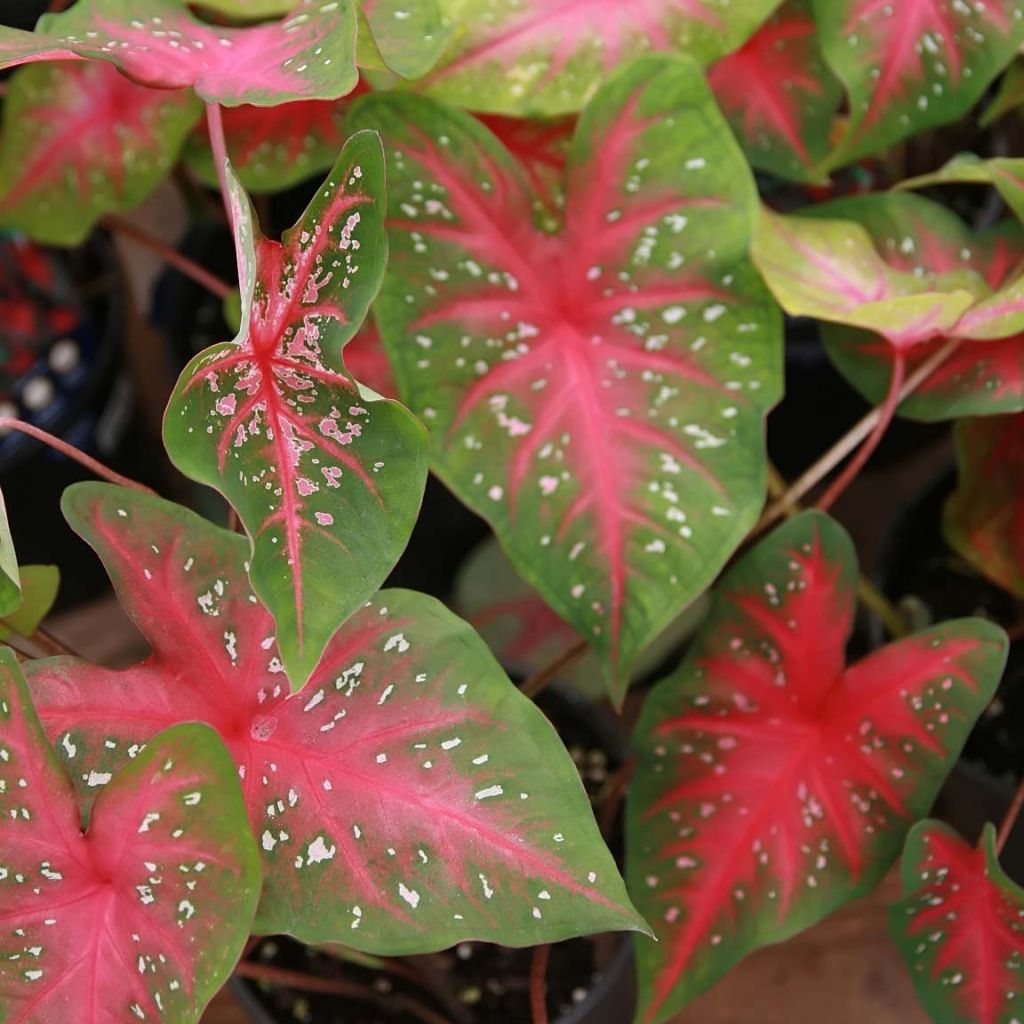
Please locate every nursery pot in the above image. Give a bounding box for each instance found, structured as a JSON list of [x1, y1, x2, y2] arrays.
[[229, 685, 637, 1024], [871, 469, 1024, 882], [0, 233, 149, 608]]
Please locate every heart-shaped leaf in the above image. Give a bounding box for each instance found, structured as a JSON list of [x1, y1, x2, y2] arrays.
[[414, 0, 781, 116], [944, 411, 1024, 599], [182, 97, 352, 195], [350, 57, 781, 705], [0, 565, 59, 642], [164, 130, 428, 690], [815, 0, 1024, 168], [0, 649, 260, 1024], [707, 0, 841, 184], [899, 153, 1024, 226], [0, 61, 200, 246], [793, 194, 1024, 420], [891, 821, 1024, 1024], [627, 511, 1007, 1024], [0, 0, 359, 107], [26, 482, 648, 951]]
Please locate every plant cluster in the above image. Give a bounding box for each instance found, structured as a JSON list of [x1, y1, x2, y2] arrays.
[[0, 2, 1020, 1023]]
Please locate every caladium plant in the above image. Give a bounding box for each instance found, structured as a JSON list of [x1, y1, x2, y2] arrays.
[[351, 56, 782, 705], [627, 511, 1007, 1023], [0, 2, 1020, 1021]]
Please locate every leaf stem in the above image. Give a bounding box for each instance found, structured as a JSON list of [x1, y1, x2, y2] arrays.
[[233, 961, 453, 1024], [31, 626, 75, 658], [760, 338, 962, 531], [102, 214, 232, 300], [0, 418, 157, 495], [529, 944, 550, 1024], [520, 638, 588, 699], [815, 350, 906, 512], [206, 103, 234, 231], [995, 777, 1024, 856]]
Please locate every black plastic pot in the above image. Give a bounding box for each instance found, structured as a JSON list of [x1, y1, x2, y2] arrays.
[[229, 686, 637, 1024], [872, 468, 1023, 882], [0, 233, 154, 609]]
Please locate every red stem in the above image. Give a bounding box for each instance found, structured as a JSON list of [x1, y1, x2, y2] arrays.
[[996, 777, 1024, 856], [103, 214, 232, 300], [529, 945, 551, 1024], [520, 638, 588, 699], [0, 419, 156, 495], [816, 350, 906, 512], [206, 103, 234, 231]]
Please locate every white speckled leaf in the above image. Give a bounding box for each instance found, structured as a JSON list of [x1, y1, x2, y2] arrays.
[[415, 0, 780, 116], [352, 56, 782, 705], [0, 60, 201, 247], [25, 483, 649, 952], [0, 649, 260, 1024], [164, 131, 428, 691], [816, 0, 1024, 168], [890, 821, 1024, 1024], [0, 0, 359, 107], [627, 512, 1007, 1024]]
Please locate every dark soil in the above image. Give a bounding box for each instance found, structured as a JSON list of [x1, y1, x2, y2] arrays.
[[235, 689, 631, 1024]]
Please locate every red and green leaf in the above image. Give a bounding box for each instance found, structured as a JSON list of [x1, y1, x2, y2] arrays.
[[0, 61, 200, 247], [415, 0, 781, 116], [815, 0, 1024, 167], [944, 411, 1024, 599], [0, 565, 60, 643], [0, 0, 360, 107], [0, 650, 260, 1024], [899, 153, 1024, 227], [707, 0, 842, 184], [344, 319, 398, 397], [802, 193, 1024, 420], [183, 97, 352, 195], [351, 57, 782, 705], [627, 511, 1007, 1024], [891, 821, 1024, 1024], [26, 482, 649, 951], [164, 131, 428, 690]]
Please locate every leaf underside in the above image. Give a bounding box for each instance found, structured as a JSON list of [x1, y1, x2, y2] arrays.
[[0, 0, 360, 107], [815, 0, 1024, 167], [0, 60, 201, 246], [944, 411, 1024, 599], [891, 821, 1024, 1024], [0, 649, 260, 1024], [164, 131, 428, 689], [627, 511, 1007, 1024], [352, 56, 782, 704], [415, 0, 780, 116], [25, 482, 648, 952]]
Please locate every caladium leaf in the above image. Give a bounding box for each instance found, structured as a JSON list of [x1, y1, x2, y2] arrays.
[[415, 0, 781, 116], [815, 0, 1024, 168], [352, 57, 782, 705], [0, 0, 359, 107], [891, 821, 1024, 1024], [164, 131, 428, 690], [752, 204, 980, 347], [801, 194, 1024, 420], [944, 412, 1024, 599], [627, 510, 1008, 1024], [25, 482, 649, 951], [983, 55, 1024, 125], [707, 0, 841, 184], [0, 649, 260, 1024], [899, 153, 1024, 227], [0, 489, 20, 617], [0, 565, 60, 642], [357, 0, 451, 79], [182, 97, 351, 195], [0, 61, 201, 247], [344, 319, 398, 398]]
